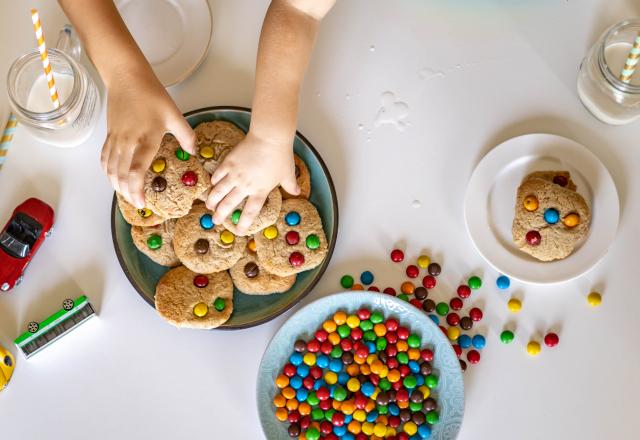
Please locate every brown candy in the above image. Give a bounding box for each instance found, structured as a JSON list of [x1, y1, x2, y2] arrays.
[[152, 176, 167, 192], [194, 239, 209, 254], [342, 352, 354, 365], [427, 262, 441, 276], [244, 262, 260, 278], [399, 409, 412, 423], [423, 397, 437, 412], [420, 362, 432, 376], [410, 390, 424, 404], [414, 286, 428, 300], [412, 412, 425, 425], [376, 392, 389, 406], [460, 316, 473, 330], [422, 299, 436, 313], [294, 340, 306, 352]]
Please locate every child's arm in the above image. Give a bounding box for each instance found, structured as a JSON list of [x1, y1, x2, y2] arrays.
[[207, 0, 335, 234], [58, 0, 196, 209]]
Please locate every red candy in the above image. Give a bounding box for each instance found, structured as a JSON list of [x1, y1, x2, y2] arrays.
[[285, 230, 300, 245], [383, 287, 397, 296], [181, 171, 198, 186], [303, 376, 315, 390], [307, 339, 320, 352], [467, 349, 481, 364], [300, 415, 311, 429], [420, 349, 434, 362], [367, 286, 380, 292], [387, 357, 399, 369], [544, 332, 559, 347], [320, 341, 332, 355], [319, 399, 332, 410], [351, 328, 363, 340], [406, 265, 419, 278], [316, 387, 330, 401], [315, 329, 328, 342], [422, 275, 437, 289], [193, 275, 209, 288], [398, 433, 409, 440], [289, 251, 305, 267], [452, 344, 462, 358], [332, 412, 345, 426], [320, 421, 332, 434], [340, 338, 353, 351], [386, 331, 398, 344], [450, 297, 463, 311], [396, 389, 409, 402], [386, 345, 398, 357], [391, 249, 404, 262], [396, 327, 410, 340], [310, 366, 322, 379], [399, 365, 410, 377], [288, 410, 300, 423], [526, 230, 541, 246], [385, 318, 399, 332], [356, 346, 369, 359], [283, 363, 296, 377], [409, 298, 423, 309], [457, 285, 471, 299], [389, 415, 401, 428], [469, 307, 483, 321], [446, 312, 460, 327]]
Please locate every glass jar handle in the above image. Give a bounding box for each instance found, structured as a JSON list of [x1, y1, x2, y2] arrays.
[[55, 24, 82, 61]]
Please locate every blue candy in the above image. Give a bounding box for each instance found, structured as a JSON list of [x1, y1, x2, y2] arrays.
[[289, 375, 302, 389], [360, 270, 374, 285], [415, 375, 425, 387], [496, 275, 511, 290], [418, 424, 432, 438], [289, 352, 303, 366], [199, 214, 214, 230], [344, 414, 353, 424], [296, 364, 309, 378], [472, 334, 486, 350], [329, 359, 343, 373], [429, 314, 439, 325], [458, 334, 472, 349], [285, 211, 301, 226], [361, 382, 375, 397], [365, 341, 376, 354], [342, 433, 355, 440], [296, 388, 308, 402], [316, 354, 329, 369], [544, 208, 559, 224], [366, 410, 378, 422], [333, 425, 347, 436], [313, 379, 326, 391], [408, 360, 420, 374], [388, 403, 400, 416], [338, 372, 349, 385]]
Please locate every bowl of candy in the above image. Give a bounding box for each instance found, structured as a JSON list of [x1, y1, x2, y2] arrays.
[[257, 292, 465, 439]]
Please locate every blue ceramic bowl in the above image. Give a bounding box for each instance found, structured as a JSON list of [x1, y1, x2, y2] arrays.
[[257, 292, 465, 439], [111, 106, 338, 329]]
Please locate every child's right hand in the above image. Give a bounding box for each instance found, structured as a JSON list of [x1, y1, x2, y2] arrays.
[[100, 69, 196, 209]]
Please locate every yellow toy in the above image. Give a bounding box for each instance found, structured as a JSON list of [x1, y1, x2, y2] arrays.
[[0, 344, 15, 391]]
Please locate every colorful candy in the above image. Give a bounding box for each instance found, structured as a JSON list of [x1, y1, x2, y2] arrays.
[[523, 195, 538, 212], [406, 265, 419, 278], [231, 209, 241, 225], [175, 147, 190, 161], [467, 276, 482, 290], [507, 298, 522, 313], [525, 230, 541, 246], [500, 330, 515, 344], [417, 255, 430, 268], [220, 230, 235, 245], [543, 208, 559, 224], [360, 271, 374, 285], [496, 275, 510, 290], [563, 213, 580, 228], [285, 211, 301, 226], [390, 249, 404, 262], [199, 214, 214, 230], [527, 341, 541, 356], [544, 332, 559, 347], [263, 226, 278, 240], [146, 234, 162, 250], [427, 263, 441, 276], [306, 234, 320, 250], [587, 291, 602, 307], [151, 158, 166, 173], [181, 171, 198, 186], [422, 275, 436, 289]]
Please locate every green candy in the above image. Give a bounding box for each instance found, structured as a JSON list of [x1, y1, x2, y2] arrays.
[[337, 324, 351, 338], [397, 352, 409, 365], [375, 337, 387, 351], [231, 209, 241, 225], [398, 294, 409, 302], [146, 234, 162, 250], [213, 298, 226, 311], [407, 334, 421, 348], [311, 408, 324, 421], [324, 409, 336, 422], [403, 375, 417, 388], [175, 147, 190, 161], [377, 405, 389, 415], [359, 319, 373, 331], [409, 401, 422, 412], [333, 386, 347, 401], [425, 411, 439, 425], [306, 427, 320, 440], [306, 234, 320, 250], [340, 275, 354, 289], [330, 346, 343, 358], [468, 276, 482, 290], [500, 330, 515, 344], [378, 378, 391, 391], [435, 302, 449, 316], [363, 330, 376, 342], [307, 392, 319, 406], [425, 374, 439, 389], [370, 311, 384, 324]]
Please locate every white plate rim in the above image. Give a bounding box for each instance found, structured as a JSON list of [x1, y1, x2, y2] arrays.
[[464, 133, 620, 285]]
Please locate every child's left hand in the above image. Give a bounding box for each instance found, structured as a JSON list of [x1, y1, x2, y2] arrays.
[[206, 131, 300, 234]]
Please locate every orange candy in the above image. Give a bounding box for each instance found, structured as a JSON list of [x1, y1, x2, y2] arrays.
[[275, 407, 288, 421], [322, 320, 337, 333], [360, 363, 371, 375], [286, 399, 298, 411], [333, 311, 347, 325], [348, 420, 362, 434], [396, 340, 408, 352], [347, 364, 360, 376], [407, 348, 420, 360], [273, 394, 286, 408], [275, 374, 289, 388], [398, 400, 409, 409], [352, 283, 364, 291], [401, 281, 415, 294], [327, 332, 341, 345], [387, 369, 401, 383], [341, 400, 356, 415], [282, 387, 295, 400], [373, 323, 387, 337], [298, 402, 311, 415]]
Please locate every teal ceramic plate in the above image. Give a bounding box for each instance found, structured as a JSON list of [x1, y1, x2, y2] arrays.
[[111, 106, 338, 329], [257, 292, 465, 439]]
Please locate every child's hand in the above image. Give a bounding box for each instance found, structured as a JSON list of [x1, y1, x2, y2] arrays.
[[100, 72, 196, 209], [206, 131, 300, 234]]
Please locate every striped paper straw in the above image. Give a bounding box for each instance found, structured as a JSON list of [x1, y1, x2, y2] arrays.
[[620, 31, 640, 83], [0, 114, 18, 171], [30, 8, 60, 109]]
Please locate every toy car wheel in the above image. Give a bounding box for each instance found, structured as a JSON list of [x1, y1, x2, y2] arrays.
[[15, 276, 23, 286], [27, 321, 39, 333], [0, 282, 9, 291], [45, 226, 54, 238], [62, 299, 74, 311], [4, 355, 12, 367]]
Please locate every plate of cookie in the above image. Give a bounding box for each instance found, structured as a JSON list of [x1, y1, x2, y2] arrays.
[[111, 106, 338, 329], [464, 133, 619, 284]]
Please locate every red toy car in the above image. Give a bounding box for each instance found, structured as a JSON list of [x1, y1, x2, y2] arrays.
[[0, 198, 54, 292]]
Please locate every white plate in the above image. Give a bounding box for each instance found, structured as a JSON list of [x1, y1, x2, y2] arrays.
[[464, 134, 619, 284], [116, 0, 212, 87]]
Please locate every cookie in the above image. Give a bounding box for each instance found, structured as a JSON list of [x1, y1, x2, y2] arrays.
[[173, 203, 247, 273], [116, 192, 165, 227], [194, 121, 245, 174], [222, 187, 282, 236], [512, 178, 591, 261], [131, 219, 180, 267], [523, 171, 577, 191], [144, 134, 210, 219], [255, 198, 329, 276], [281, 154, 311, 199], [230, 253, 296, 295], [155, 266, 233, 329]]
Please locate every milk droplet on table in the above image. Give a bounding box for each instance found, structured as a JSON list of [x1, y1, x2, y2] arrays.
[[374, 91, 409, 131], [26, 73, 74, 113]]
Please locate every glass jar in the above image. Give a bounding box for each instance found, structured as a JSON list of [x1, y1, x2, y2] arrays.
[[6, 30, 100, 148], [578, 20, 640, 125]]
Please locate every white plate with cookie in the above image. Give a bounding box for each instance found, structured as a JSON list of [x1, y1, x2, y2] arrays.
[[464, 133, 619, 284]]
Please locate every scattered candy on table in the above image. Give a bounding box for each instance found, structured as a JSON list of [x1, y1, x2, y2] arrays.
[[543, 332, 559, 348], [500, 330, 515, 344], [587, 291, 602, 307], [496, 275, 510, 290], [507, 298, 522, 313], [526, 341, 541, 356]]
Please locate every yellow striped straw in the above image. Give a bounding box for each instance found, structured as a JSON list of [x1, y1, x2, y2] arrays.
[[30, 8, 60, 109], [620, 31, 640, 83], [0, 114, 18, 171]]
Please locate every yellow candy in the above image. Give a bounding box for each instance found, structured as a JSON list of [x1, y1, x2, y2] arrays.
[[527, 341, 541, 356], [151, 158, 166, 173], [362, 422, 375, 436], [370, 388, 380, 399], [333, 311, 347, 325], [275, 407, 288, 421], [263, 225, 278, 240], [417, 255, 430, 268], [137, 208, 152, 218], [347, 378, 361, 392], [199, 145, 215, 159], [386, 426, 396, 436], [523, 195, 539, 212], [588, 292, 602, 307], [353, 409, 366, 422], [303, 352, 316, 366], [220, 230, 235, 244], [275, 374, 289, 388], [247, 238, 257, 253], [346, 315, 361, 329], [193, 302, 208, 317], [325, 371, 338, 385], [403, 421, 418, 436], [323, 320, 337, 333], [378, 366, 389, 378], [508, 298, 522, 313], [347, 420, 361, 434], [447, 326, 460, 341], [563, 213, 580, 228], [374, 423, 387, 437], [366, 354, 377, 365], [418, 385, 430, 399]]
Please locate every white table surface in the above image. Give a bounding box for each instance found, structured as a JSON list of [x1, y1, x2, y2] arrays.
[[1, 1, 639, 439]]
